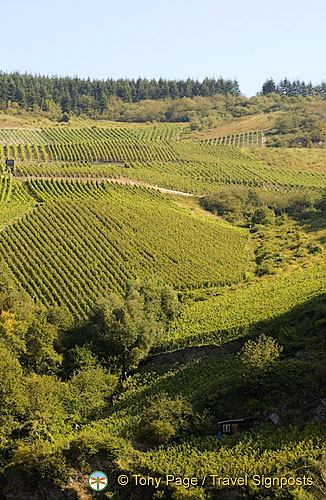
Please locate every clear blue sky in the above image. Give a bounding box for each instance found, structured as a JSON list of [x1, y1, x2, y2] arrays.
[[3, 0, 325, 96]]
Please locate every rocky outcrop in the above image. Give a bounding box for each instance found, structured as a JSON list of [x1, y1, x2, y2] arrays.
[[145, 338, 246, 366], [314, 398, 326, 422]]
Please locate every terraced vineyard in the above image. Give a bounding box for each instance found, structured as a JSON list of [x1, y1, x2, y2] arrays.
[[201, 130, 264, 147], [0, 124, 325, 320], [42, 124, 182, 143], [0, 125, 324, 195], [167, 265, 326, 349], [0, 176, 12, 201], [13, 162, 122, 177], [0, 138, 179, 163], [138, 426, 326, 489], [0, 179, 250, 317], [2, 136, 324, 194], [0, 124, 181, 147], [0, 175, 35, 227], [122, 159, 326, 194], [0, 128, 49, 145], [1, 114, 326, 500]]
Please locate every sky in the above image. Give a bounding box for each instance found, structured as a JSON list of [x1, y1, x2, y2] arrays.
[[2, 0, 325, 96]]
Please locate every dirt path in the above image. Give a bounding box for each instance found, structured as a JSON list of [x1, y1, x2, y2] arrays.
[[11, 174, 194, 197], [0, 175, 194, 232]]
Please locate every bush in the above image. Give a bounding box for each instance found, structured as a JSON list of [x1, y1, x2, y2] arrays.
[[11, 442, 69, 483], [256, 263, 277, 276], [138, 392, 193, 445], [85, 281, 180, 371], [307, 244, 323, 255], [67, 429, 130, 471], [252, 207, 275, 226], [59, 113, 70, 122], [37, 452, 70, 483], [68, 366, 118, 421], [143, 419, 176, 445], [239, 334, 283, 376]]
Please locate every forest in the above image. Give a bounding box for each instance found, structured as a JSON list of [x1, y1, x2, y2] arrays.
[[0, 72, 325, 119]]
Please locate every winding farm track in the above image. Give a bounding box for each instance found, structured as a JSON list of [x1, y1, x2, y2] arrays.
[[11, 174, 194, 197]]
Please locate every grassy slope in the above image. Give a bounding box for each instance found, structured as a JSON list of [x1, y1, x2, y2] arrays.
[[183, 111, 283, 140], [251, 147, 326, 172], [0, 111, 179, 130]]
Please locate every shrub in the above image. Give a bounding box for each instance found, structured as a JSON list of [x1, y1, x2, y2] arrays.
[[60, 113, 70, 122], [143, 419, 176, 445], [67, 429, 130, 471], [239, 334, 283, 376], [68, 366, 118, 421], [252, 207, 275, 226], [138, 392, 193, 445]]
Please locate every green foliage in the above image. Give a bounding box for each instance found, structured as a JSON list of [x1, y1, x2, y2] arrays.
[[315, 189, 326, 213], [138, 425, 326, 494], [59, 113, 70, 123], [11, 441, 70, 482], [21, 374, 70, 442], [144, 392, 193, 426], [22, 313, 61, 374], [200, 186, 322, 227], [85, 281, 180, 370], [0, 102, 325, 499], [0, 176, 35, 227], [252, 207, 275, 226], [36, 452, 70, 483], [239, 334, 283, 375], [0, 341, 24, 451], [62, 344, 99, 376], [67, 428, 131, 471], [262, 78, 276, 95], [139, 392, 193, 445], [0, 73, 240, 116], [202, 130, 263, 147], [143, 419, 176, 445], [268, 106, 325, 148], [46, 305, 74, 329], [68, 366, 118, 421], [0, 309, 26, 355]]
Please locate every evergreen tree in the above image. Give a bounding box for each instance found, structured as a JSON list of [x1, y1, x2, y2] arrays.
[[169, 81, 179, 99], [262, 78, 276, 95]]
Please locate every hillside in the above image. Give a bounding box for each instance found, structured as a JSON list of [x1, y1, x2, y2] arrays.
[[0, 102, 325, 500], [0, 180, 250, 317]]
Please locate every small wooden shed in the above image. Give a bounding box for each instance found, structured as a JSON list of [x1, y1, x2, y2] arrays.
[[6, 159, 14, 170], [218, 417, 256, 436]]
